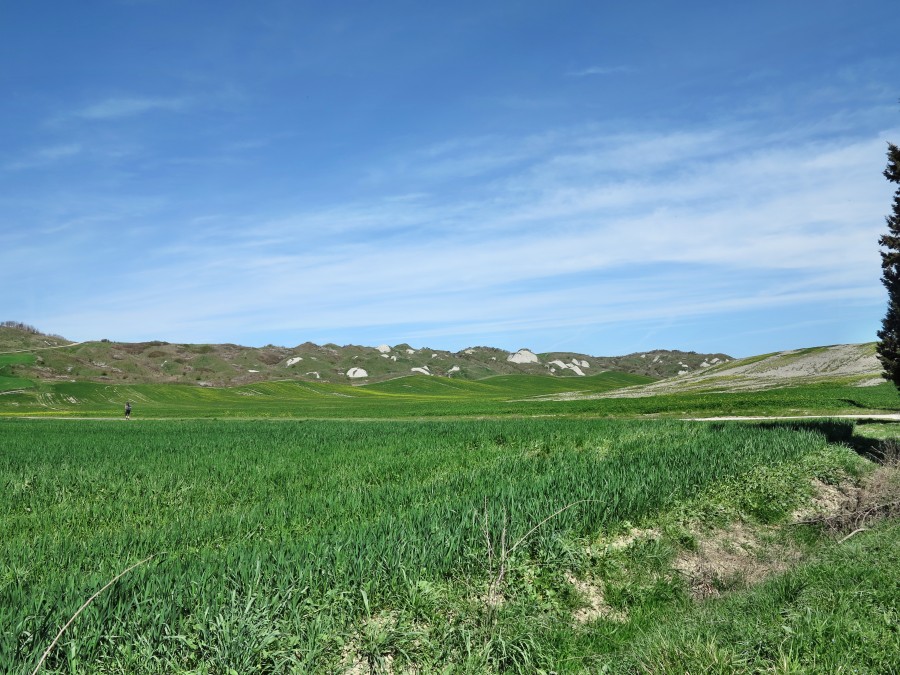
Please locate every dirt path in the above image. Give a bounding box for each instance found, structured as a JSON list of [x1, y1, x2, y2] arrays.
[[7, 413, 900, 423], [685, 414, 900, 421], [0, 342, 82, 355]]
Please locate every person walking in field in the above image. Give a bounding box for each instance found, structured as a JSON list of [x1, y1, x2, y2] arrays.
[[125, 401, 132, 420]]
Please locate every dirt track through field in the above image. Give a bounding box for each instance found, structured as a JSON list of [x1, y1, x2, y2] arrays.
[[684, 414, 900, 421], [8, 413, 900, 423], [0, 341, 82, 355]]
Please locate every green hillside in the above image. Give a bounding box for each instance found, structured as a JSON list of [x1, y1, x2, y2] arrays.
[[0, 323, 729, 386], [6, 322, 887, 422], [0, 372, 654, 419], [0, 322, 71, 352], [366, 371, 652, 397], [1, 371, 896, 419], [599, 342, 882, 396]]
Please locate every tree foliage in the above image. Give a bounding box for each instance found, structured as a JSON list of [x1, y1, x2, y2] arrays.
[[876, 142, 900, 386], [0, 320, 41, 334]]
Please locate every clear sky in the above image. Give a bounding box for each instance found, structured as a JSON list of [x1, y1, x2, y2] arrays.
[[2, 1, 898, 357]]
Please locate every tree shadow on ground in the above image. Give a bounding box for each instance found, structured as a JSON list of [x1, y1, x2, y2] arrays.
[[838, 398, 870, 409], [851, 420, 900, 464], [709, 419, 891, 464]]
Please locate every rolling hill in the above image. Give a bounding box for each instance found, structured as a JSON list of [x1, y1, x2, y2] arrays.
[[504, 343, 883, 405], [0, 322, 730, 387], [3, 323, 892, 421]]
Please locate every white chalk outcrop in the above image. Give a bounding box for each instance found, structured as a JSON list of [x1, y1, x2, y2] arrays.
[[347, 367, 368, 378], [508, 349, 539, 364], [376, 344, 391, 354], [286, 356, 303, 367], [549, 359, 586, 376], [448, 365, 460, 374], [411, 366, 432, 376]]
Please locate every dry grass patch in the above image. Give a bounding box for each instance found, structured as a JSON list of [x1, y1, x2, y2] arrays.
[[793, 462, 900, 539], [673, 522, 800, 600], [675, 459, 900, 602], [791, 477, 861, 523]]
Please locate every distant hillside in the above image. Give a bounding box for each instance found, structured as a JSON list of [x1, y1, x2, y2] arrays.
[[0, 322, 70, 351], [0, 323, 731, 386], [563, 343, 882, 400]]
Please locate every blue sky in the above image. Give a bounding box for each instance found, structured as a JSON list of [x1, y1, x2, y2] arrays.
[[2, 1, 898, 357]]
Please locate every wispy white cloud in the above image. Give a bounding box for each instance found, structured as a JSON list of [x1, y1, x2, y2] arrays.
[[74, 96, 189, 120], [11, 112, 895, 351], [4, 143, 83, 171], [568, 65, 633, 77]]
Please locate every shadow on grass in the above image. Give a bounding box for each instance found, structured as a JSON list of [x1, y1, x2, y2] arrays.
[[851, 419, 900, 464], [838, 398, 870, 409], [710, 419, 890, 464]]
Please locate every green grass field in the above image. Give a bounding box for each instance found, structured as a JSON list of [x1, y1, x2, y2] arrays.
[[0, 371, 650, 417], [2, 416, 897, 673], [2, 351, 898, 672], [1, 371, 898, 419], [0, 354, 36, 367], [0, 353, 36, 393]]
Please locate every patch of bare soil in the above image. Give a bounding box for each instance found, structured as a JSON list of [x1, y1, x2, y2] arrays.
[[673, 522, 801, 600], [604, 527, 661, 552], [473, 587, 506, 609], [791, 478, 861, 523], [340, 611, 403, 675], [565, 572, 628, 624], [792, 460, 900, 539], [342, 652, 397, 675], [674, 459, 900, 601]]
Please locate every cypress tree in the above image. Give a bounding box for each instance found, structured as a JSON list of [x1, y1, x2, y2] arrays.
[[876, 142, 900, 386]]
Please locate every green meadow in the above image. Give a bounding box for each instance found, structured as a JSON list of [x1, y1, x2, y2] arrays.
[[1, 371, 898, 419], [2, 365, 899, 673], [0, 354, 36, 394], [2, 415, 898, 673]]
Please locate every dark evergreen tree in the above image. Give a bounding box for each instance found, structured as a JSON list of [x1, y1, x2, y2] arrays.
[[876, 142, 900, 386]]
